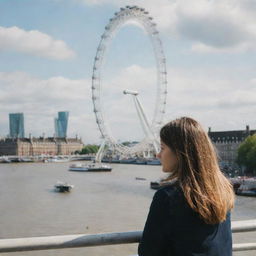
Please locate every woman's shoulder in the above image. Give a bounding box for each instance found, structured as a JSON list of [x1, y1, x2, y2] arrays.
[[154, 182, 183, 202], [151, 183, 186, 218]]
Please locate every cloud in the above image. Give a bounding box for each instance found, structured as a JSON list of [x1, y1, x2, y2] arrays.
[[174, 0, 256, 53], [0, 26, 75, 60], [165, 66, 256, 131], [75, 0, 256, 53]]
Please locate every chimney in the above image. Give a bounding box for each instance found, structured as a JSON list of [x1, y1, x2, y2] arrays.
[[208, 127, 211, 133]]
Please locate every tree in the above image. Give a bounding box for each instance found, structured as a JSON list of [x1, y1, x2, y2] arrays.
[[80, 144, 99, 154], [236, 135, 256, 175]]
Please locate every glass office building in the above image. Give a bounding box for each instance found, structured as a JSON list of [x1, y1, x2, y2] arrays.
[[9, 113, 25, 138], [55, 111, 69, 137]]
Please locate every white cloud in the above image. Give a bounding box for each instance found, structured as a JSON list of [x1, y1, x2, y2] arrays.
[[191, 42, 254, 54], [0, 26, 75, 60], [75, 0, 256, 53], [165, 66, 256, 131]]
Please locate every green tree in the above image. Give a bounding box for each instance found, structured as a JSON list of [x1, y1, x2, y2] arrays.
[[80, 144, 99, 154], [122, 141, 131, 146], [236, 135, 256, 175]]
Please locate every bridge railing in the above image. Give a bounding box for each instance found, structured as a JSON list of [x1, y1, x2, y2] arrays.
[[0, 219, 255, 253]]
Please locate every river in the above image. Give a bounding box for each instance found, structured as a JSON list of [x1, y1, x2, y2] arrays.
[[0, 162, 255, 256]]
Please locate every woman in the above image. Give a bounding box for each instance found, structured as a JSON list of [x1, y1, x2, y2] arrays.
[[138, 117, 234, 256]]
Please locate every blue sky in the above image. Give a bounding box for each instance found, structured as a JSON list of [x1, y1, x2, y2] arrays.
[[1, 0, 256, 143]]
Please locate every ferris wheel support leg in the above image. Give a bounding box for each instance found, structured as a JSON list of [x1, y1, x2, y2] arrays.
[[134, 97, 160, 153], [132, 96, 150, 138], [95, 140, 106, 163]]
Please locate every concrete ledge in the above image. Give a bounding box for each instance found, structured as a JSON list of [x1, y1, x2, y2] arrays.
[[0, 219, 255, 253], [231, 219, 256, 233], [233, 243, 256, 251], [0, 231, 142, 252]]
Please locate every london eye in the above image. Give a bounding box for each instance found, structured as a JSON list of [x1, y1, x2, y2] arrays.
[[91, 6, 167, 159]]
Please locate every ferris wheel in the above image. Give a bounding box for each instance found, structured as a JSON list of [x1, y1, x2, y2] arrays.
[[91, 6, 167, 158]]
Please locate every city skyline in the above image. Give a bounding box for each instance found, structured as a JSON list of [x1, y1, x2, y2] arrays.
[[1, 0, 256, 143], [3, 110, 254, 141], [5, 111, 72, 138]]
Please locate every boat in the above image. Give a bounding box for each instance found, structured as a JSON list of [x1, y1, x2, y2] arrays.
[[119, 158, 136, 164], [146, 158, 161, 165], [150, 181, 162, 190], [135, 158, 147, 165], [229, 177, 256, 196], [0, 157, 11, 163], [20, 157, 33, 162], [10, 158, 21, 163], [54, 181, 74, 192], [70, 156, 93, 161], [101, 157, 120, 163], [236, 189, 256, 196], [69, 163, 112, 172], [44, 156, 70, 163], [135, 177, 146, 180], [150, 179, 177, 190], [235, 177, 256, 197]]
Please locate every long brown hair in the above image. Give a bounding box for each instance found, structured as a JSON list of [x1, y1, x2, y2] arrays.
[[160, 117, 234, 224]]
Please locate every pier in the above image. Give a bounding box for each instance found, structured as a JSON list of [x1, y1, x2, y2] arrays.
[[0, 154, 93, 163]]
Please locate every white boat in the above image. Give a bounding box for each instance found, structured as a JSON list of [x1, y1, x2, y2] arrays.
[[20, 157, 33, 162], [44, 156, 70, 163], [0, 157, 11, 163], [235, 178, 256, 197], [69, 163, 112, 172]]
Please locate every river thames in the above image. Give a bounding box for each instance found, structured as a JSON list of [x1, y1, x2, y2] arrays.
[[0, 162, 255, 256]]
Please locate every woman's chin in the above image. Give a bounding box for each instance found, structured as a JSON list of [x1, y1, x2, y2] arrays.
[[162, 168, 171, 173]]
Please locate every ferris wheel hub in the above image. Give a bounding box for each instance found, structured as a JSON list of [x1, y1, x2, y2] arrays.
[[123, 89, 139, 96]]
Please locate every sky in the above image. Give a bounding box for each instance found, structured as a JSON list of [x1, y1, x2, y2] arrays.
[[1, 0, 256, 144]]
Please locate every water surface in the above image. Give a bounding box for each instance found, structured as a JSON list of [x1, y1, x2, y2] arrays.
[[0, 162, 255, 256]]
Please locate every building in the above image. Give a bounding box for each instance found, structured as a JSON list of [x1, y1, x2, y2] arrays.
[[208, 125, 256, 169], [55, 111, 69, 138], [9, 113, 24, 138], [0, 137, 83, 156]]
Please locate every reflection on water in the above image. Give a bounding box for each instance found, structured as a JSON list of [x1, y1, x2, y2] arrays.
[[0, 162, 255, 256]]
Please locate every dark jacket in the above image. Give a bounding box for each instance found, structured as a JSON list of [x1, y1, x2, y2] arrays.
[[138, 184, 232, 256]]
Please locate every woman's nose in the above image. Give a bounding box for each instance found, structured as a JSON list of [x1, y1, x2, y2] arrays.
[[156, 152, 161, 159]]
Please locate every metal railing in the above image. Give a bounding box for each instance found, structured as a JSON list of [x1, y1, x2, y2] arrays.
[[0, 219, 255, 253]]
